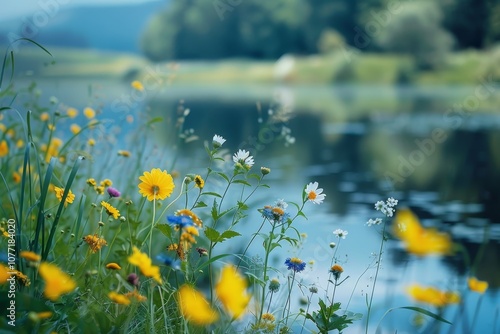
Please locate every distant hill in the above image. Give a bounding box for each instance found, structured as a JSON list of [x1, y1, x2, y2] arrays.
[[0, 1, 169, 54]]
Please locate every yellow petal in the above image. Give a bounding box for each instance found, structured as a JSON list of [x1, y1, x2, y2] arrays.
[[215, 265, 251, 318], [178, 285, 218, 325]]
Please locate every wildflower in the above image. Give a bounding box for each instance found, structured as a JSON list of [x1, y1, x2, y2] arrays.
[[233, 149, 254, 169], [127, 273, 140, 287], [53, 186, 75, 207], [83, 234, 107, 253], [30, 311, 53, 321], [105, 263, 122, 270], [269, 278, 280, 292], [39, 262, 77, 301], [88, 138, 95, 146], [180, 226, 199, 248], [167, 215, 195, 229], [138, 168, 175, 201], [70, 124, 81, 135], [261, 166, 271, 175], [468, 277, 488, 294], [212, 134, 226, 148], [13, 171, 21, 183], [305, 182, 326, 204], [107, 187, 121, 198], [329, 242, 336, 248], [95, 186, 105, 195], [215, 265, 251, 318], [84, 107, 96, 119], [375, 198, 398, 217], [262, 313, 275, 322], [177, 284, 218, 325], [387, 197, 398, 207], [128, 246, 162, 284], [194, 175, 205, 189], [366, 218, 383, 227], [330, 264, 344, 281], [309, 286, 318, 294], [66, 107, 78, 118], [131, 80, 144, 91], [118, 150, 131, 157], [333, 229, 348, 239], [284, 257, 306, 273], [20, 251, 41, 262], [393, 208, 452, 256], [125, 289, 147, 302], [0, 140, 8, 157], [101, 201, 120, 219], [175, 209, 203, 227], [262, 204, 290, 224], [120, 216, 126, 222], [108, 291, 131, 305], [407, 284, 460, 307], [0, 265, 11, 284], [374, 201, 386, 211], [40, 112, 50, 121], [101, 179, 113, 187]]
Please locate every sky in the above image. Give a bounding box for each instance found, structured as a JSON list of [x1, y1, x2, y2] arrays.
[[1, 0, 161, 20]]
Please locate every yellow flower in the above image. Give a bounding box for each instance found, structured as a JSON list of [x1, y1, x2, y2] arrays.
[[84, 107, 96, 119], [53, 186, 75, 207], [105, 262, 121, 270], [177, 284, 218, 325], [83, 234, 107, 253], [36, 311, 53, 320], [70, 124, 81, 135], [108, 291, 131, 305], [131, 80, 144, 91], [0, 264, 10, 284], [138, 168, 175, 201], [101, 179, 113, 187], [125, 289, 147, 302], [12, 171, 21, 183], [20, 251, 41, 262], [407, 284, 460, 308], [48, 124, 55, 131], [194, 175, 204, 189], [86, 178, 96, 186], [39, 262, 77, 301], [262, 313, 275, 322], [66, 107, 78, 118], [40, 112, 50, 121], [0, 140, 8, 157], [175, 209, 203, 227], [118, 150, 131, 157], [128, 246, 162, 284], [468, 277, 488, 294], [95, 186, 105, 195], [16, 139, 24, 148], [101, 201, 120, 219], [88, 138, 95, 146], [215, 265, 250, 319], [393, 208, 452, 256]]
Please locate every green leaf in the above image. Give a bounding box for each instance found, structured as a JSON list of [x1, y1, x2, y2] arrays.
[[193, 201, 207, 208], [376, 306, 451, 334], [216, 172, 229, 183], [211, 199, 218, 221], [219, 230, 241, 242], [146, 117, 163, 125], [201, 192, 222, 198], [204, 226, 220, 242], [233, 179, 251, 186], [156, 224, 173, 239], [237, 201, 249, 210]]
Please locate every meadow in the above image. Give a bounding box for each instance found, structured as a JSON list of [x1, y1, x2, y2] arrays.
[[0, 41, 497, 333]]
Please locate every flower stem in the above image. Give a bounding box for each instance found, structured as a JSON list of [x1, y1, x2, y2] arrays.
[[258, 223, 277, 323]]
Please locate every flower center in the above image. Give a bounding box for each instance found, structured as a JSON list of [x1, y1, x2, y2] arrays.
[[290, 257, 302, 264], [308, 191, 317, 200], [152, 185, 160, 194]]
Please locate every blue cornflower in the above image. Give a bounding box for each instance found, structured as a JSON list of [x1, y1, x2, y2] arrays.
[[156, 254, 181, 270], [167, 215, 194, 229], [261, 205, 290, 223], [284, 257, 306, 273]]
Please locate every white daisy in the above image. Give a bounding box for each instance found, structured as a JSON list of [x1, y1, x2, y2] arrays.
[[333, 229, 348, 239], [304, 182, 326, 204], [233, 149, 254, 168], [374, 201, 386, 211], [212, 134, 226, 148]]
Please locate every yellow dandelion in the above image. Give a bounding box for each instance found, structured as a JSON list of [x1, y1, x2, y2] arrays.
[[86, 178, 96, 186], [101, 201, 120, 219], [95, 186, 105, 195], [194, 175, 205, 189], [40, 112, 50, 121], [66, 107, 78, 118], [128, 246, 162, 284], [177, 284, 218, 325], [70, 124, 81, 135], [20, 251, 41, 262], [131, 80, 144, 91], [39, 262, 77, 301], [108, 291, 131, 305], [468, 277, 488, 294], [53, 186, 75, 207], [101, 179, 112, 187], [0, 140, 8, 157], [215, 265, 251, 319], [84, 107, 96, 119], [105, 262, 121, 270], [138, 168, 175, 201], [83, 234, 107, 253]]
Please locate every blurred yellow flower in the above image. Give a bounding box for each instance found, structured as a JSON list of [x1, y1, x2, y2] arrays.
[[101, 201, 120, 219], [0, 264, 10, 284], [16, 139, 24, 148], [12, 171, 21, 183], [88, 138, 95, 146], [393, 208, 452, 256], [39, 262, 77, 301], [86, 178, 96, 186], [131, 80, 144, 91], [40, 112, 50, 121], [48, 124, 55, 131], [83, 234, 107, 253], [407, 284, 460, 308], [66, 107, 78, 118], [118, 150, 131, 157], [138, 168, 175, 201], [20, 251, 41, 262], [101, 179, 113, 187], [36, 311, 53, 320], [70, 124, 81, 135], [53, 186, 75, 207], [468, 277, 488, 294], [95, 186, 105, 195], [0, 140, 8, 157], [128, 246, 162, 284], [105, 262, 121, 270], [177, 284, 218, 325], [125, 289, 147, 302], [84, 107, 96, 119], [108, 291, 131, 305], [215, 265, 250, 319]]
